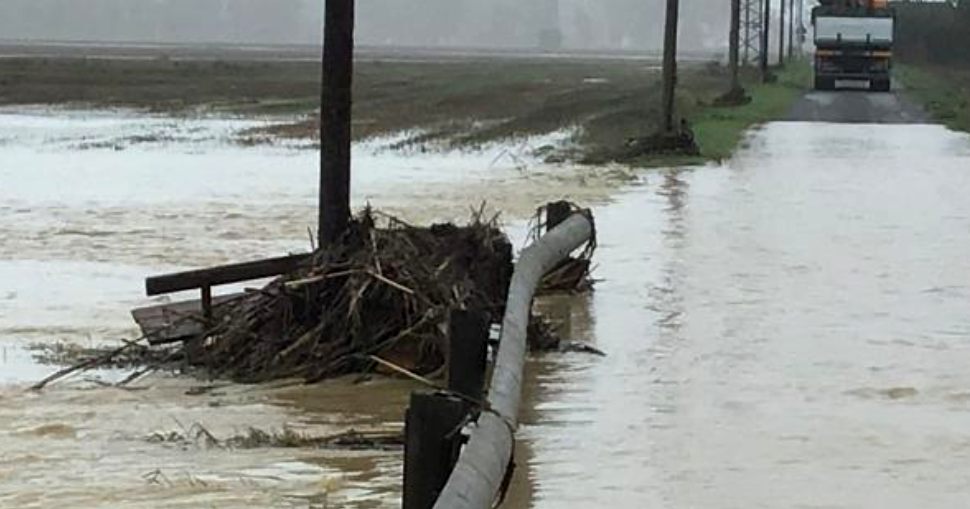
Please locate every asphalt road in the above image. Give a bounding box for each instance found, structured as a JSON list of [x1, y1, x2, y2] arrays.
[[785, 83, 930, 124]]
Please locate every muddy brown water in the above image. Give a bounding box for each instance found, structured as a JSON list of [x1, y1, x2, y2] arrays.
[[0, 106, 627, 508], [4, 106, 970, 507]]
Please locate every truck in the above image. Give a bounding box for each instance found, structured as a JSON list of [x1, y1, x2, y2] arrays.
[[813, 0, 895, 92]]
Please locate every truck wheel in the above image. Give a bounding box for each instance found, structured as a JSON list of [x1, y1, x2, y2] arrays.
[[872, 79, 891, 93], [815, 77, 832, 91]]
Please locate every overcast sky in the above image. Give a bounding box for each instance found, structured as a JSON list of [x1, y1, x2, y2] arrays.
[[0, 0, 749, 51]]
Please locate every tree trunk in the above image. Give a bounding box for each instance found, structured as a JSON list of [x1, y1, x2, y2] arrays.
[[319, 0, 355, 246], [661, 0, 680, 133]]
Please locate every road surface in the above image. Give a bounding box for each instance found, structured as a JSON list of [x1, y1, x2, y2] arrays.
[[510, 87, 970, 508], [786, 85, 929, 124]]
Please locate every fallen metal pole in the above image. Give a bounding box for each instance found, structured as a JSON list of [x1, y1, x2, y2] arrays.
[[433, 211, 594, 509]]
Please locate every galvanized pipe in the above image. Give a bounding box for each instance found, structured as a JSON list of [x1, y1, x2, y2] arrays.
[[433, 212, 594, 509]]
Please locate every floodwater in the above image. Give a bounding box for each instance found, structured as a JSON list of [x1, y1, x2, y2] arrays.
[[4, 104, 970, 508], [514, 121, 970, 508], [0, 106, 627, 508]]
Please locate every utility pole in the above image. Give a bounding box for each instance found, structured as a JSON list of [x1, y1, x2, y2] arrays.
[[760, 0, 771, 81], [788, 0, 795, 60], [797, 0, 805, 56], [661, 0, 680, 133], [779, 0, 787, 65], [729, 0, 743, 93], [319, 0, 355, 246]]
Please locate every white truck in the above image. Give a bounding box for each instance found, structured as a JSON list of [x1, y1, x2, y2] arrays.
[[813, 1, 895, 92]]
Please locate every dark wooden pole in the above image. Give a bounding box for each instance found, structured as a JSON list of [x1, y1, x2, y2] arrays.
[[760, 0, 771, 81], [788, 0, 795, 60], [730, 0, 742, 92], [661, 0, 680, 133], [403, 391, 468, 509], [779, 0, 787, 65], [546, 201, 573, 231], [447, 309, 489, 403], [319, 0, 355, 246]]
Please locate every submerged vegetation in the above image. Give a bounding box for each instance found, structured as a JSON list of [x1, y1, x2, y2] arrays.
[[147, 423, 403, 451]]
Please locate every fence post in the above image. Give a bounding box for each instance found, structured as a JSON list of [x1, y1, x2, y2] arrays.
[[447, 309, 489, 403], [545, 201, 572, 232], [403, 391, 468, 509]]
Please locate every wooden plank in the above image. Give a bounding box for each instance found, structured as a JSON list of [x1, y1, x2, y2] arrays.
[[131, 293, 242, 345], [145, 253, 312, 296]]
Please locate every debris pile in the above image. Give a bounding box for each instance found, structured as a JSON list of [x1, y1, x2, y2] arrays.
[[623, 119, 701, 159], [190, 209, 514, 383], [33, 205, 597, 391]]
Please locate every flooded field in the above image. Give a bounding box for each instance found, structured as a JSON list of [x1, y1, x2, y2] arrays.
[[0, 106, 625, 508], [4, 103, 970, 508]]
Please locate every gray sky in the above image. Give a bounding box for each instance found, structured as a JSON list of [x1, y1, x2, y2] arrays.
[[0, 0, 731, 52]]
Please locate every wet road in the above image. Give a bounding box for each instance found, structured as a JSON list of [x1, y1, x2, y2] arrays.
[[515, 100, 970, 507], [786, 86, 928, 123]]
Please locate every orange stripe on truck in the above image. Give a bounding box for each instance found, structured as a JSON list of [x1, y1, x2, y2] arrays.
[[816, 50, 892, 58]]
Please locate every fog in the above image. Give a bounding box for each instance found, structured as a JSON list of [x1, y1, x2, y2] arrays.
[[0, 0, 730, 52]]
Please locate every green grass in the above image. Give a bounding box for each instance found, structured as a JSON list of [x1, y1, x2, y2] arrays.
[[896, 64, 970, 132], [691, 61, 812, 161]]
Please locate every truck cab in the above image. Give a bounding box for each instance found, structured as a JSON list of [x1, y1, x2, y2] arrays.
[[813, 0, 895, 92]]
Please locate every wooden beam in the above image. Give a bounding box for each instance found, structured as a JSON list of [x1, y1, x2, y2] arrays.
[[145, 253, 312, 296], [131, 293, 244, 345]]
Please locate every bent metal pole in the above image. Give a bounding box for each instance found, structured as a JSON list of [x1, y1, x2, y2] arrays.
[[433, 212, 594, 509]]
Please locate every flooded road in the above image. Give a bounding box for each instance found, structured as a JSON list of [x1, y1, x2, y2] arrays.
[[786, 87, 928, 124], [516, 120, 970, 508], [4, 99, 970, 508]]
